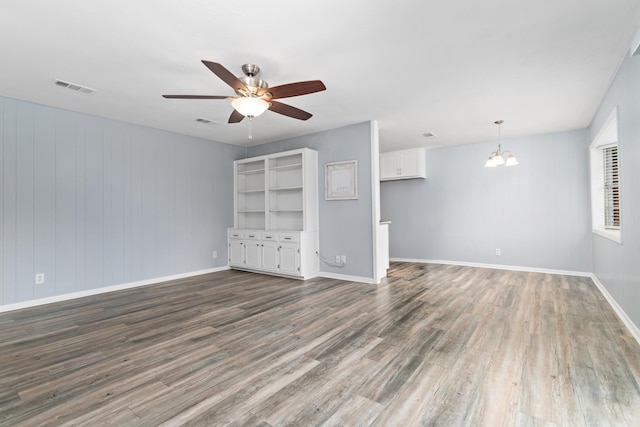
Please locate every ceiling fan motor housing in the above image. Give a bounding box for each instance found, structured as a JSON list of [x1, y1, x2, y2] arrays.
[[239, 76, 268, 96], [238, 64, 269, 96]]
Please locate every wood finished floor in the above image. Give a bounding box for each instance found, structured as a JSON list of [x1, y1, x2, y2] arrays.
[[1, 262, 640, 426]]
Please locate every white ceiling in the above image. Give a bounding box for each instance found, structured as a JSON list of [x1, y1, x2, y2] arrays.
[[1, 0, 639, 151]]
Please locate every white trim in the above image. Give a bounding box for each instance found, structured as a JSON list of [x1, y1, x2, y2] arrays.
[[389, 257, 592, 277], [370, 120, 383, 284], [317, 271, 378, 285], [590, 107, 621, 243], [631, 24, 640, 56], [592, 228, 622, 244], [590, 107, 619, 149], [0, 266, 230, 313], [590, 274, 640, 345]]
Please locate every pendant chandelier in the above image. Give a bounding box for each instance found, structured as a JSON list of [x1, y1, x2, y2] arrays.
[[484, 120, 519, 167]]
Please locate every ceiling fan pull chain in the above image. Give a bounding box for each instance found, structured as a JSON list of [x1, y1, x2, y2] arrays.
[[248, 117, 253, 140]]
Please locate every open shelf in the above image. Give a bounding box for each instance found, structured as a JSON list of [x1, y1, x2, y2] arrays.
[[270, 163, 302, 172], [237, 169, 265, 175], [270, 187, 303, 192], [233, 149, 317, 233]]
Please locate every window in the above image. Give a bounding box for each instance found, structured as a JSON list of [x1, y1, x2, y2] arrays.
[[590, 107, 621, 243]]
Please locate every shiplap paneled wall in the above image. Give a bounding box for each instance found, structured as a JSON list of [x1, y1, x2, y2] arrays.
[[381, 129, 592, 273], [590, 52, 640, 329], [1, 96, 245, 306]]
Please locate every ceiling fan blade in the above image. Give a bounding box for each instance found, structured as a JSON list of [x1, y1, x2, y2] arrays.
[[266, 80, 326, 99], [228, 109, 245, 123], [162, 95, 229, 99], [269, 101, 313, 120], [202, 61, 247, 94]]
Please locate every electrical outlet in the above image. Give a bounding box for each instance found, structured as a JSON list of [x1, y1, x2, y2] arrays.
[[212, 250, 218, 259], [335, 255, 341, 263], [495, 248, 501, 256], [341, 255, 347, 264], [35, 273, 45, 284]]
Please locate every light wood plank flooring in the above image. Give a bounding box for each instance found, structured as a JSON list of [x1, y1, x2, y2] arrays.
[[1, 262, 640, 426]]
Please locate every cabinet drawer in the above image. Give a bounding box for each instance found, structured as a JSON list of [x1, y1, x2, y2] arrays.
[[279, 233, 299, 243], [261, 233, 278, 241], [228, 231, 243, 239], [245, 232, 261, 240]]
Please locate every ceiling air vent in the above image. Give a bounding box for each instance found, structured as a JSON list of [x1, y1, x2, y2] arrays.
[[54, 79, 96, 94], [195, 117, 218, 125]]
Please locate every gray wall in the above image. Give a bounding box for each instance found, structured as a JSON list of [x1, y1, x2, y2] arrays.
[[247, 122, 374, 279], [590, 52, 640, 328], [0, 96, 245, 305], [381, 129, 592, 272]]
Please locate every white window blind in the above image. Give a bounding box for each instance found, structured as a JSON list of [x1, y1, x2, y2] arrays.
[[603, 145, 620, 229]]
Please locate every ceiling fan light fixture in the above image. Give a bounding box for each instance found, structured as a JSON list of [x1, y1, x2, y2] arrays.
[[163, 61, 325, 123], [231, 97, 269, 118]]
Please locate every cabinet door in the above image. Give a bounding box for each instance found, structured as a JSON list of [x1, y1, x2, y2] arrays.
[[245, 242, 262, 269], [261, 241, 280, 273], [399, 149, 424, 177], [379, 152, 399, 180], [380, 148, 426, 180], [279, 242, 300, 276], [229, 240, 244, 266]]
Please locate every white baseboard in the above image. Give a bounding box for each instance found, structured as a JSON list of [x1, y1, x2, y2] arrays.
[[0, 266, 230, 313], [318, 271, 379, 285], [589, 274, 640, 345], [390, 257, 639, 345], [390, 257, 592, 277]]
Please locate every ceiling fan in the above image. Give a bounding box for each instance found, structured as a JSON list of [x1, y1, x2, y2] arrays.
[[162, 61, 326, 123]]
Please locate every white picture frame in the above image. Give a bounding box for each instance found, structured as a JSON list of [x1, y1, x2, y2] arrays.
[[325, 160, 358, 200]]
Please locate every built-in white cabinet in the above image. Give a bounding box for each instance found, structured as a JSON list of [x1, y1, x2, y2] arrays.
[[227, 230, 317, 279], [229, 148, 319, 279], [380, 147, 426, 180]]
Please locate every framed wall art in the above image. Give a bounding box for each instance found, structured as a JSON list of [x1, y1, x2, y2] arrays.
[[325, 160, 358, 200]]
